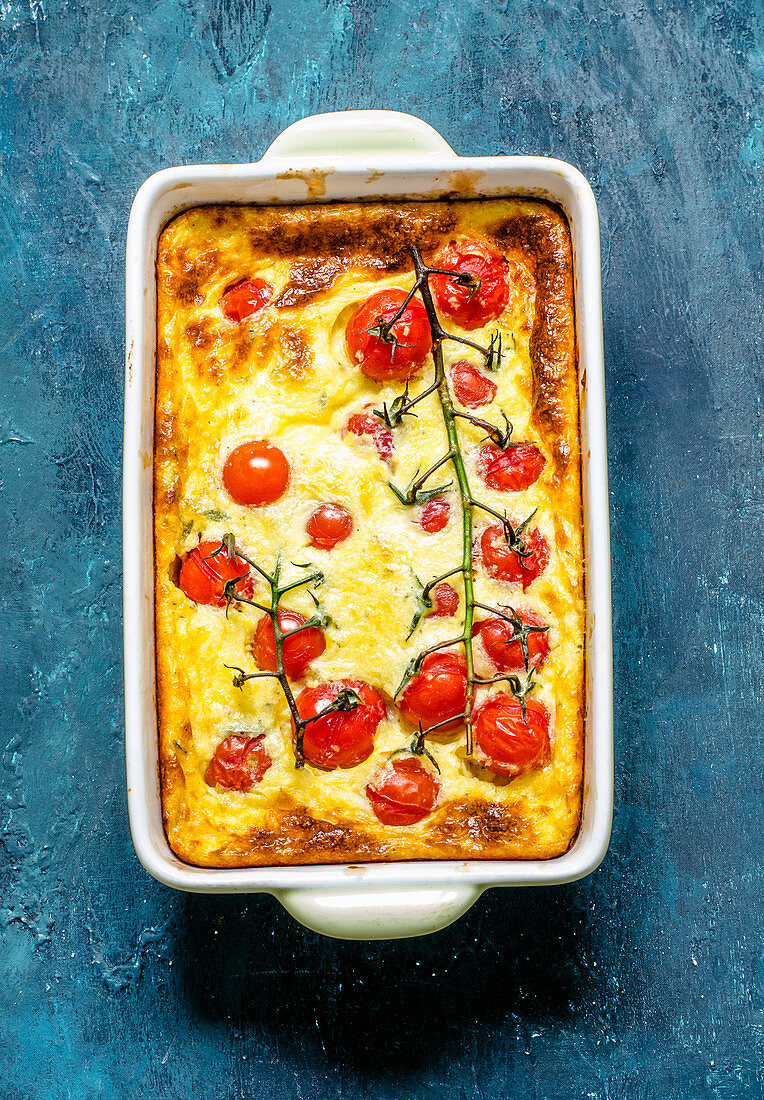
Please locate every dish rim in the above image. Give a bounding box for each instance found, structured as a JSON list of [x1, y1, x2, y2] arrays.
[[124, 111, 612, 934]]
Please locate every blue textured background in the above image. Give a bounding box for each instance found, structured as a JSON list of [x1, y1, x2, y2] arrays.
[[1, 2, 762, 1097]]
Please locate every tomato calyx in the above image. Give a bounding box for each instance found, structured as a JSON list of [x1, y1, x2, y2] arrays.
[[407, 569, 462, 637], [430, 240, 510, 330], [294, 679, 385, 770], [472, 605, 550, 673], [473, 695, 551, 778], [397, 650, 469, 735], [345, 289, 432, 381], [388, 455, 454, 507]]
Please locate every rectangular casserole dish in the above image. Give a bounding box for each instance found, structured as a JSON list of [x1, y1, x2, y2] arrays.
[[124, 110, 612, 940]]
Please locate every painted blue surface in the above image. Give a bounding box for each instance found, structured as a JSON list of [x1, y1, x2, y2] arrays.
[[1, 1, 762, 1096]]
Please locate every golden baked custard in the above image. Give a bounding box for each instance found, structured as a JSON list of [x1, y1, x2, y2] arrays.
[[155, 200, 583, 867]]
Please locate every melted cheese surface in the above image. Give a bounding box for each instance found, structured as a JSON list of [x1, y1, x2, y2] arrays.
[[155, 200, 584, 866]]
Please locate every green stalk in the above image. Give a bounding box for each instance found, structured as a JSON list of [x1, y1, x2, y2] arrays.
[[414, 257, 477, 753]]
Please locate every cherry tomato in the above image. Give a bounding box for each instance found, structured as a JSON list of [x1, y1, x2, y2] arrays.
[[473, 696, 551, 777], [346, 406, 394, 464], [366, 756, 440, 825], [177, 541, 255, 607], [307, 502, 353, 550], [473, 608, 550, 672], [205, 733, 272, 790], [479, 523, 549, 590], [222, 440, 290, 506], [251, 609, 326, 682], [345, 289, 431, 381], [399, 652, 468, 733], [430, 240, 509, 330], [476, 442, 545, 492], [427, 582, 459, 619], [220, 278, 273, 322], [295, 679, 386, 770], [419, 496, 450, 533], [450, 361, 497, 408]]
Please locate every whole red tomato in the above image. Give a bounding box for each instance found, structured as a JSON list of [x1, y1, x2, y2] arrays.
[[479, 523, 549, 590], [476, 443, 545, 492], [251, 609, 326, 681], [177, 541, 254, 607], [295, 679, 386, 770], [345, 289, 431, 381], [366, 756, 440, 825], [398, 652, 468, 733], [222, 440, 290, 506], [205, 733, 272, 790], [307, 502, 353, 550], [430, 240, 509, 330], [473, 695, 551, 777], [220, 278, 273, 322], [473, 608, 550, 672]]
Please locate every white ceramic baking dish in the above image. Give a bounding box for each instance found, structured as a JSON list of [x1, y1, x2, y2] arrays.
[[124, 110, 612, 940]]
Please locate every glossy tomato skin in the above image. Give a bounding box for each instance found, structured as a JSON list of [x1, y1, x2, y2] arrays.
[[473, 696, 551, 778], [205, 733, 272, 790], [450, 361, 498, 408], [346, 406, 394, 464], [296, 679, 386, 770], [221, 278, 273, 322], [476, 443, 545, 492], [251, 609, 326, 681], [419, 496, 450, 533], [399, 652, 468, 733], [473, 608, 550, 672], [430, 241, 509, 330], [366, 756, 440, 825], [479, 524, 550, 590], [345, 289, 431, 381], [307, 502, 353, 550], [222, 440, 290, 506], [177, 541, 255, 607], [428, 582, 459, 619]]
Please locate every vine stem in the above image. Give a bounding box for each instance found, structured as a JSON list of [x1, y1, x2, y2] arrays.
[[410, 247, 478, 754]]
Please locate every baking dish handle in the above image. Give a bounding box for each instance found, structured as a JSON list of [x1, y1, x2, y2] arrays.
[[261, 109, 455, 161], [275, 884, 483, 940]]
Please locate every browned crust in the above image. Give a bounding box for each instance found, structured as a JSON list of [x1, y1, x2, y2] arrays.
[[155, 199, 583, 868]]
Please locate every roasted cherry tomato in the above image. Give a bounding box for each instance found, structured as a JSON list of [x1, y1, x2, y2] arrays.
[[220, 278, 273, 322], [346, 405, 394, 464], [345, 288, 431, 381], [251, 609, 326, 682], [399, 652, 468, 733], [307, 502, 353, 550], [177, 541, 255, 607], [296, 679, 386, 770], [473, 696, 551, 777], [430, 240, 509, 330], [366, 756, 440, 826], [476, 442, 545, 492], [222, 440, 290, 506], [428, 582, 459, 619], [205, 733, 272, 790], [450, 361, 497, 408], [419, 496, 451, 533], [473, 608, 550, 672], [479, 523, 549, 590]]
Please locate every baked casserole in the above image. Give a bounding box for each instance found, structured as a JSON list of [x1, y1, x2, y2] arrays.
[[154, 199, 583, 866]]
